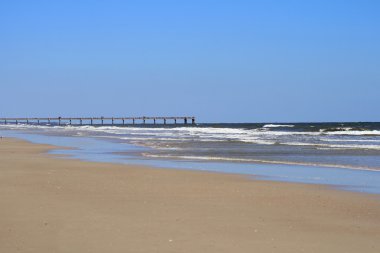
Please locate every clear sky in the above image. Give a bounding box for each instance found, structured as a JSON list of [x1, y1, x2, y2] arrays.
[[1, 0, 379, 122]]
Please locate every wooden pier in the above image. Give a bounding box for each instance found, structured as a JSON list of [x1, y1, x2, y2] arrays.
[[0, 116, 196, 126]]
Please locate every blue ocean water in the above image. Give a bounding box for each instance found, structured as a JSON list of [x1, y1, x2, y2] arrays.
[[1, 122, 380, 194]]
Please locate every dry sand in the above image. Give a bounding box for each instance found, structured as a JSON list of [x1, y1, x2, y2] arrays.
[[0, 137, 379, 253]]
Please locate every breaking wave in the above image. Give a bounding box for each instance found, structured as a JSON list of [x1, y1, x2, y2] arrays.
[[263, 124, 295, 128], [1, 122, 380, 170]]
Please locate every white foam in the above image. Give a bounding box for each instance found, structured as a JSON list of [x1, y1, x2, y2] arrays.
[[263, 124, 295, 128], [142, 154, 380, 172], [281, 142, 380, 150], [320, 138, 380, 143], [323, 130, 380, 136]]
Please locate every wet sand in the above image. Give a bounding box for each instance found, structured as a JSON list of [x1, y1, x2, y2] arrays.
[[1, 137, 380, 253]]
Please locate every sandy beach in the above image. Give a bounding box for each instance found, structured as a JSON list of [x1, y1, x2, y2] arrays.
[[1, 137, 380, 253]]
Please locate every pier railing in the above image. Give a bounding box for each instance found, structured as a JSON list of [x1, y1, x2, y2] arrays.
[[0, 116, 196, 125]]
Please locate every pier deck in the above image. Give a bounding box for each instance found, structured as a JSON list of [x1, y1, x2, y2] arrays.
[[0, 116, 196, 125]]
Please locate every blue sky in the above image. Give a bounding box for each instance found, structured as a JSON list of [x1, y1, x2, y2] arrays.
[[1, 0, 379, 122]]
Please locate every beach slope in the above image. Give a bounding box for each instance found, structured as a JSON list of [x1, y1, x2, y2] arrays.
[[0, 137, 379, 253]]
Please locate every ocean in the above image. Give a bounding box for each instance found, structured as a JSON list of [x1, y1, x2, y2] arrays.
[[1, 122, 380, 194]]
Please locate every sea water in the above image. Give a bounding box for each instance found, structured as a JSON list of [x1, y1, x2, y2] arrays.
[[1, 122, 380, 194]]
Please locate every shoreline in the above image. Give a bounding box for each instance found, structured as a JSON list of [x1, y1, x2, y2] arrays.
[[1, 137, 380, 252], [140, 152, 380, 172], [2, 129, 380, 194]]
